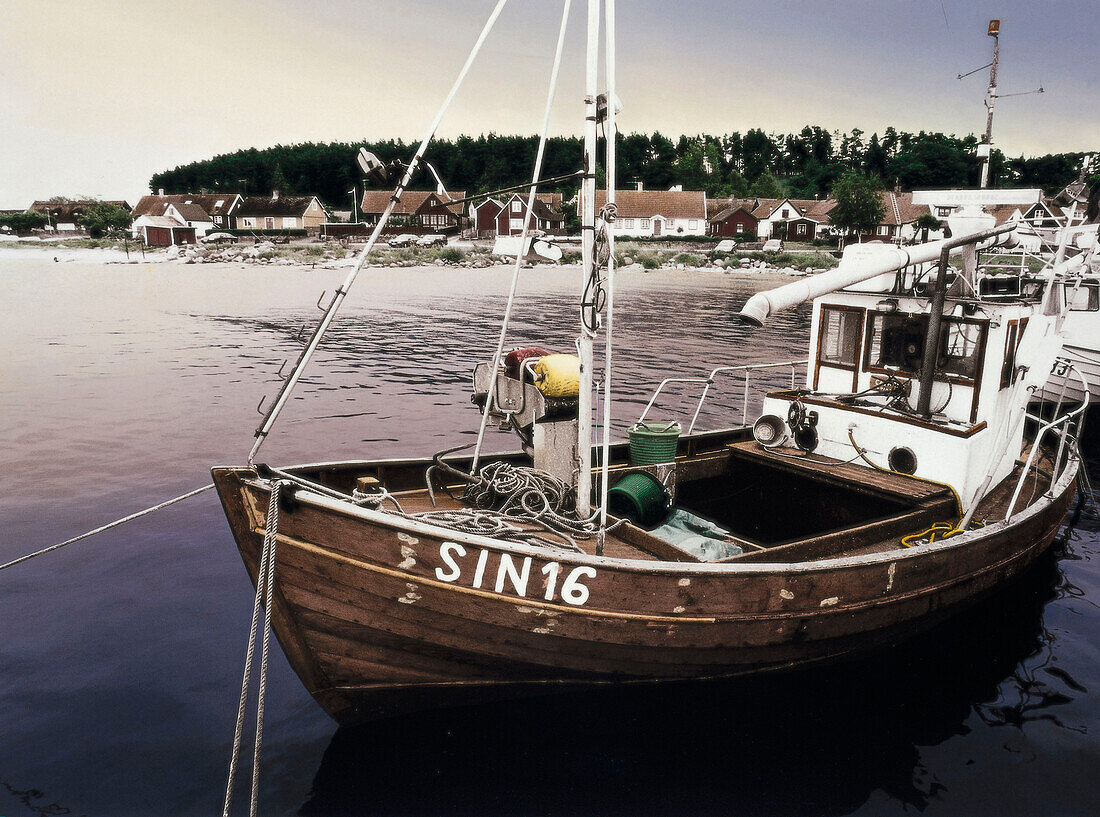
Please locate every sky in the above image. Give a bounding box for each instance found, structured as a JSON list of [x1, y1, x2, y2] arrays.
[[1, 0, 1096, 208]]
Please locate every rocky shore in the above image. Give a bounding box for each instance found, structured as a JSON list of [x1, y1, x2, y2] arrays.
[[1, 237, 837, 276]]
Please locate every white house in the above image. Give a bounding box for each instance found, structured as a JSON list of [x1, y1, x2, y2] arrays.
[[591, 188, 708, 237], [164, 203, 215, 237]]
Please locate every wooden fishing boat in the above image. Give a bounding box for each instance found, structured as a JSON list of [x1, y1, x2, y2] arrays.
[[213, 1, 1089, 724]]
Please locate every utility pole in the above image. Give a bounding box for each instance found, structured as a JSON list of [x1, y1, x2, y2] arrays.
[[978, 19, 1000, 189]]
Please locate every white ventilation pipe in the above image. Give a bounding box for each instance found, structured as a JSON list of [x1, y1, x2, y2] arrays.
[[739, 218, 1019, 327]]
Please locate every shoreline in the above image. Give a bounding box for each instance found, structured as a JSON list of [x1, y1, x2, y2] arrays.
[[0, 239, 828, 277]]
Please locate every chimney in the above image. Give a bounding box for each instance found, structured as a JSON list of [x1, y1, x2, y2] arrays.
[[436, 181, 444, 195], [158, 188, 165, 196], [272, 189, 279, 200], [635, 180, 644, 192]]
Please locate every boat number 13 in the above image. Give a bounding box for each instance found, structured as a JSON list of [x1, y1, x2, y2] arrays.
[[435, 542, 596, 606]]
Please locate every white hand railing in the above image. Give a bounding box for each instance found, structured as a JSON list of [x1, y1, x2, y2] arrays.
[[638, 359, 807, 432], [1004, 358, 1090, 521]]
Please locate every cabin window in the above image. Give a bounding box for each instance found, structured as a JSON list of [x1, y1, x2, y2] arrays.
[[877, 225, 890, 236], [621, 218, 634, 228], [797, 223, 807, 236], [1066, 283, 1099, 311], [735, 223, 745, 233], [864, 312, 985, 382], [939, 319, 983, 379], [240, 217, 255, 228], [511, 200, 522, 213], [264, 217, 274, 229], [1000, 318, 1027, 388], [938, 207, 951, 217], [282, 217, 297, 228], [641, 219, 650, 229], [817, 307, 863, 368], [782, 209, 790, 218]]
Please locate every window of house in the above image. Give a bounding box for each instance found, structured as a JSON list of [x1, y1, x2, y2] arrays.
[[937, 207, 951, 217], [688, 220, 698, 229], [215, 199, 224, 209], [621, 218, 634, 228], [264, 217, 275, 229], [509, 218, 524, 231], [878, 225, 889, 235], [282, 217, 297, 228], [511, 200, 522, 213], [735, 223, 744, 233], [782, 209, 790, 218], [797, 223, 807, 235], [240, 217, 255, 228], [818, 306, 862, 368], [641, 219, 650, 229], [1066, 283, 1099, 311]]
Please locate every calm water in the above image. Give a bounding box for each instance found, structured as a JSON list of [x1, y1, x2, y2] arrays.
[[0, 256, 1097, 816]]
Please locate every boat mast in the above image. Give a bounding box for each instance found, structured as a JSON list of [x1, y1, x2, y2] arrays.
[[577, 0, 600, 518], [597, 0, 617, 552], [979, 20, 999, 189]]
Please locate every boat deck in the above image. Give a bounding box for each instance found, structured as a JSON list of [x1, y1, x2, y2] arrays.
[[372, 439, 981, 564]]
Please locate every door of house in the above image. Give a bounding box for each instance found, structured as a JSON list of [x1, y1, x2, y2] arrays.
[[653, 218, 662, 236]]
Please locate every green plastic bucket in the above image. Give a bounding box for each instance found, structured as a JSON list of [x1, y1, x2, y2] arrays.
[[608, 472, 670, 527], [628, 421, 682, 465]]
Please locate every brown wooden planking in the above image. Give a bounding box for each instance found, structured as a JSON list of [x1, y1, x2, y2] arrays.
[[213, 445, 1075, 725], [728, 440, 949, 501]]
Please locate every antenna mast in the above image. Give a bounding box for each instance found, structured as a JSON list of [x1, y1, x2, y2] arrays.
[[978, 19, 1000, 189]]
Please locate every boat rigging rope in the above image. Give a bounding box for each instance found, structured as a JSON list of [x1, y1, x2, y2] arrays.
[[469, 0, 573, 474], [222, 480, 282, 817], [0, 484, 214, 573]]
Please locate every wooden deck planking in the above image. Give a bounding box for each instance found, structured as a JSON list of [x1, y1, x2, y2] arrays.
[[727, 440, 950, 501]]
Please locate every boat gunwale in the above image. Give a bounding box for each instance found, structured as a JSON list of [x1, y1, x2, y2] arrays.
[[214, 446, 1078, 576]]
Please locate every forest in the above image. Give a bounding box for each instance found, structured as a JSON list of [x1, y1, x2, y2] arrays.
[[149, 127, 1094, 209]]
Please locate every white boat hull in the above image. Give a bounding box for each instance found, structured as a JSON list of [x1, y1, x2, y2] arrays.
[[1039, 344, 1100, 403]]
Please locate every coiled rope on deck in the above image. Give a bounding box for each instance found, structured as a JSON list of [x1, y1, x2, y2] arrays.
[[423, 451, 607, 550]]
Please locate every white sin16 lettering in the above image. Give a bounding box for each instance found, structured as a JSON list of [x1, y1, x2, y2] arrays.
[[435, 542, 596, 606]]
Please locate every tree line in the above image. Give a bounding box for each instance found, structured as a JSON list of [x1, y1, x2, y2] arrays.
[[149, 128, 1094, 207]]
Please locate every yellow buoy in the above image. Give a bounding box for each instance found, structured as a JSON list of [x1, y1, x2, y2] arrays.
[[532, 354, 581, 397]]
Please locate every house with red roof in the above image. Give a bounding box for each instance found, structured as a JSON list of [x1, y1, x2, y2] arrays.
[[360, 189, 468, 233], [131, 193, 242, 234], [707, 197, 760, 238], [470, 198, 505, 236], [493, 193, 565, 237], [753, 198, 834, 241], [592, 187, 708, 237], [235, 192, 327, 232]]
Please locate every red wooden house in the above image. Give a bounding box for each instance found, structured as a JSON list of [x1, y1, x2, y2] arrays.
[[494, 193, 565, 236], [708, 198, 759, 238]]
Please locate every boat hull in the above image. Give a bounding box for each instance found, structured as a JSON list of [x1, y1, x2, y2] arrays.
[[1038, 344, 1100, 403], [213, 455, 1076, 724]]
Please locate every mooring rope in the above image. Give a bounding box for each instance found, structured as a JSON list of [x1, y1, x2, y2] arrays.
[[222, 480, 282, 817], [0, 484, 214, 573]]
